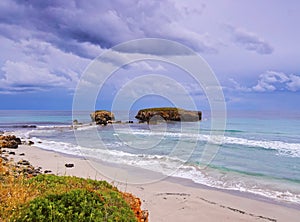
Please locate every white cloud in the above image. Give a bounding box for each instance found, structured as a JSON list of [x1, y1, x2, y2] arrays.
[[0, 39, 91, 94], [158, 23, 219, 53], [1, 61, 66, 85], [253, 71, 290, 92], [129, 61, 167, 72], [229, 78, 251, 92], [252, 80, 276, 92], [286, 74, 300, 92], [228, 71, 300, 93], [227, 25, 274, 54]]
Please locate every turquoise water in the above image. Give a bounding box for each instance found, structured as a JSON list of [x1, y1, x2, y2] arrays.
[[1, 110, 300, 204]]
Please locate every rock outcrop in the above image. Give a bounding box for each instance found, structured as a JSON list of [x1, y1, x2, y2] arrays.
[[135, 107, 202, 123], [0, 135, 22, 148], [90, 110, 115, 125]]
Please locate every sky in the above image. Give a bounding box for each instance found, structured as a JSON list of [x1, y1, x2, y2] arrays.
[[0, 0, 299, 113]]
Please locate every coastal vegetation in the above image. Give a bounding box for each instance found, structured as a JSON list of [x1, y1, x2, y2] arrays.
[[0, 142, 148, 221]]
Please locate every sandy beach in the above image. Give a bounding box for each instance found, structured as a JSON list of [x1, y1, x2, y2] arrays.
[[5, 144, 300, 222]]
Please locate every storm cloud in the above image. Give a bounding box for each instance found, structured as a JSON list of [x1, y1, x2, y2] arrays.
[[0, 0, 218, 58]]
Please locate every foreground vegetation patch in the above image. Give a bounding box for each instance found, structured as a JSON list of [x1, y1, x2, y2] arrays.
[[0, 159, 139, 221]]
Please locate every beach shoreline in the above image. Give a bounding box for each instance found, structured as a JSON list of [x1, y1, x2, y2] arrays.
[[3, 144, 300, 222]]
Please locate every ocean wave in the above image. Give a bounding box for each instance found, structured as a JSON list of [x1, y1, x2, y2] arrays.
[[122, 129, 300, 158], [12, 124, 300, 159], [0, 124, 37, 128], [73, 124, 97, 131], [37, 125, 71, 129]]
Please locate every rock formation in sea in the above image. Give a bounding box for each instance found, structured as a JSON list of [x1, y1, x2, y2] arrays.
[[135, 107, 202, 123], [90, 110, 115, 125]]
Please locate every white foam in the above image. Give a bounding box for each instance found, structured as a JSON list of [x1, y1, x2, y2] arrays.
[[37, 125, 71, 129], [72, 123, 97, 131], [222, 136, 300, 157], [123, 129, 300, 158]]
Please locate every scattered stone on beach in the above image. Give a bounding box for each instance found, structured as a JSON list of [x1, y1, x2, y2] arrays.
[[20, 165, 42, 177], [28, 140, 34, 145], [1, 156, 42, 178], [135, 107, 202, 124], [65, 163, 74, 168], [0, 135, 22, 148], [44, 170, 52, 174], [90, 110, 115, 126], [1, 156, 9, 162], [18, 160, 30, 166]]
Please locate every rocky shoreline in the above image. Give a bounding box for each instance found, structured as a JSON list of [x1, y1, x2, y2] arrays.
[[0, 134, 52, 177]]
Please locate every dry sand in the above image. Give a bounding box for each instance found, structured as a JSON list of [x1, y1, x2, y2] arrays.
[[5, 145, 300, 222]]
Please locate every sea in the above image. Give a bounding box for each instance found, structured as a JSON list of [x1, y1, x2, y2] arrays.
[[1, 110, 300, 206]]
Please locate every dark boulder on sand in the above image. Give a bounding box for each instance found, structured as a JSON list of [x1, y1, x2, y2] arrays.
[[28, 140, 34, 145], [90, 110, 115, 126], [135, 107, 202, 124], [65, 163, 74, 168], [0, 135, 22, 148]]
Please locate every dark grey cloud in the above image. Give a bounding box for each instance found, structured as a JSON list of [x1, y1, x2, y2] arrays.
[[0, 0, 218, 59], [227, 25, 274, 55]]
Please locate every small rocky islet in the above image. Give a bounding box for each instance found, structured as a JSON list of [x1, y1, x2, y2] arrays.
[[91, 107, 202, 125], [90, 110, 115, 125], [135, 107, 202, 123]]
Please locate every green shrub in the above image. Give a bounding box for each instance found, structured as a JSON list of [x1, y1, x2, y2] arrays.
[[4, 175, 137, 221], [12, 189, 137, 222]]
